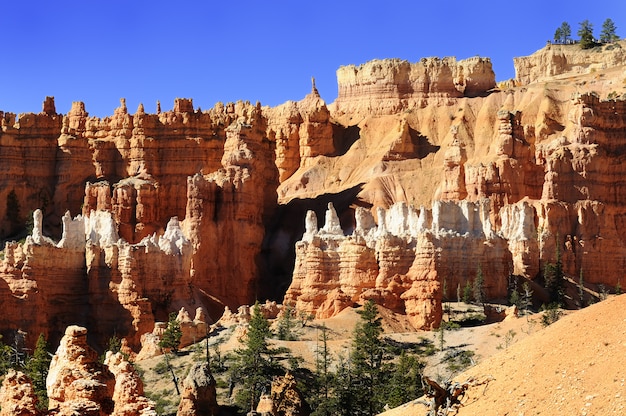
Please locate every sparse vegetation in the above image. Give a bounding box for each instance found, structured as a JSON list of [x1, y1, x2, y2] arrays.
[[276, 304, 298, 341], [540, 303, 562, 327], [496, 329, 517, 350]]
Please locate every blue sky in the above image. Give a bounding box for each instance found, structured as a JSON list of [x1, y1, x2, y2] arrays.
[[1, 1, 624, 117]]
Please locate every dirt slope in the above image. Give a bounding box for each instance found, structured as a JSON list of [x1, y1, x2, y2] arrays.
[[381, 295, 626, 415]]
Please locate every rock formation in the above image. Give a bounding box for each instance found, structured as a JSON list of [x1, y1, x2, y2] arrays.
[[284, 201, 509, 329], [104, 352, 157, 416], [514, 40, 626, 85], [46, 325, 116, 415], [46, 326, 156, 416], [176, 362, 219, 416], [0, 42, 625, 352], [0, 370, 42, 416], [332, 57, 496, 116], [256, 372, 310, 416]]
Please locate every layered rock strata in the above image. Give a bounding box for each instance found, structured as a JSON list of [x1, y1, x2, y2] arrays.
[[514, 40, 626, 85], [284, 201, 511, 329], [0, 43, 625, 349], [332, 57, 496, 115]]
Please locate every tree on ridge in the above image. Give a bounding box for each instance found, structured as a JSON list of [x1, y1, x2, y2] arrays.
[[578, 19, 596, 49], [600, 18, 619, 43], [554, 21, 571, 44]]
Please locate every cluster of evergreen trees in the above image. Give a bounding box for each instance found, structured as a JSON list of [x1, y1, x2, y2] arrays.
[[228, 301, 426, 416], [0, 333, 51, 410], [553, 19, 619, 48]]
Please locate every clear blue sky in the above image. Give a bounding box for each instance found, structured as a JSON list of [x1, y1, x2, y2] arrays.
[[1, 1, 624, 117]]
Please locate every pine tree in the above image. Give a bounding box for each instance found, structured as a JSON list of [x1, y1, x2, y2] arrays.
[[384, 352, 424, 409], [159, 312, 182, 353], [350, 300, 388, 415], [560, 22, 572, 43], [311, 324, 336, 416], [473, 265, 485, 305], [544, 238, 564, 304], [462, 281, 472, 303], [232, 302, 283, 412], [276, 304, 297, 341], [25, 334, 51, 410], [334, 353, 357, 416], [600, 18, 618, 43], [578, 20, 596, 49], [554, 27, 563, 44]]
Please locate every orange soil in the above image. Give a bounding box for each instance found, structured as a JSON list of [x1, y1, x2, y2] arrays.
[[382, 295, 626, 415]]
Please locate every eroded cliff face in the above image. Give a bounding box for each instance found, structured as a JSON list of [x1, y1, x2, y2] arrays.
[[514, 40, 626, 86], [282, 49, 626, 327], [332, 57, 496, 116], [284, 201, 509, 329], [0, 44, 625, 347]]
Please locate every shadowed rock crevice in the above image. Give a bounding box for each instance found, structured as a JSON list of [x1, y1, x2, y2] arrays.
[[259, 184, 364, 302]]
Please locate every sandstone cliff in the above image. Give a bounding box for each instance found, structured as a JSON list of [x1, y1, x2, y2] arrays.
[[0, 43, 625, 350], [332, 57, 496, 116], [514, 40, 626, 85]]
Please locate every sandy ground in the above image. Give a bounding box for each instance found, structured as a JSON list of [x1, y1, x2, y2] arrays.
[[381, 295, 626, 416]]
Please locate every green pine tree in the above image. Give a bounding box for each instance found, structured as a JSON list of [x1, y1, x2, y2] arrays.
[[384, 351, 424, 409], [557, 22, 572, 43], [25, 333, 51, 410], [578, 20, 596, 49], [311, 324, 336, 416], [462, 281, 472, 303], [600, 18, 619, 43], [350, 300, 388, 416], [159, 312, 182, 353], [276, 304, 298, 341], [232, 302, 284, 412], [544, 237, 564, 304], [334, 353, 357, 416], [554, 27, 563, 44], [473, 265, 485, 305]]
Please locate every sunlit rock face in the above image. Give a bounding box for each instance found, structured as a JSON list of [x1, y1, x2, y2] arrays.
[[0, 42, 625, 353]]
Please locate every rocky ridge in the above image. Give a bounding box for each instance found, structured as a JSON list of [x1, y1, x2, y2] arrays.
[[0, 43, 624, 355]]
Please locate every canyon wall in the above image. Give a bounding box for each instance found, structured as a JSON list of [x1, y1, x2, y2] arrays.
[[284, 201, 510, 329], [332, 57, 496, 116], [0, 44, 625, 347]]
